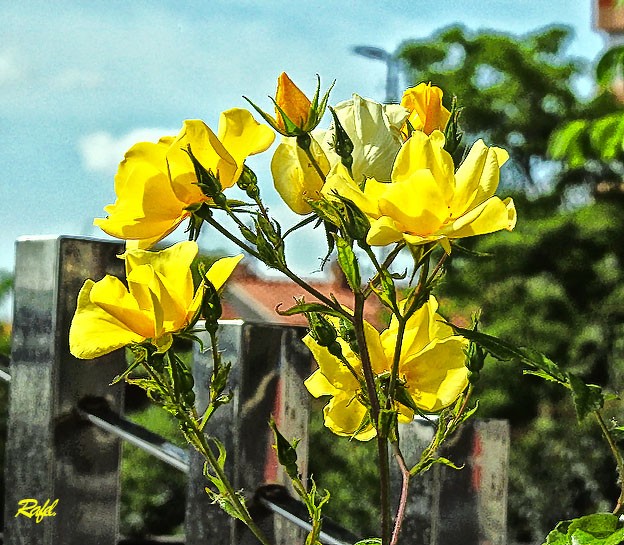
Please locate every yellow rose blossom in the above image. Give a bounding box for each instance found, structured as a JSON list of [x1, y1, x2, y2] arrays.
[[69, 241, 243, 359], [401, 82, 451, 137], [323, 130, 516, 252], [94, 109, 274, 248], [304, 296, 469, 441]]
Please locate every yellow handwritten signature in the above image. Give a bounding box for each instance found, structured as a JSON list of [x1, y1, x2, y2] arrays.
[[15, 498, 58, 523]]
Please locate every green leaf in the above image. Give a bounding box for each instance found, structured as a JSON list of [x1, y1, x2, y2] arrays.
[[353, 539, 382, 545], [448, 323, 566, 382], [542, 513, 623, 545], [567, 374, 604, 421]]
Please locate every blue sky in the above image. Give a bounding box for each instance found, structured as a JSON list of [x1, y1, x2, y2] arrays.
[[0, 1, 608, 317]]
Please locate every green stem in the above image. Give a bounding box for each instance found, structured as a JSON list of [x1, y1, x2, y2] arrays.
[[207, 205, 348, 319], [202, 213, 263, 260], [299, 138, 327, 183], [181, 412, 274, 545], [353, 291, 391, 545], [595, 411, 624, 515], [386, 316, 407, 410]]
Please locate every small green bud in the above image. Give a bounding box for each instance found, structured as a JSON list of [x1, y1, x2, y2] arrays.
[[329, 106, 354, 173], [308, 313, 339, 348]]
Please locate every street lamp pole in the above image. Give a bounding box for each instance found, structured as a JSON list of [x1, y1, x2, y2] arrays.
[[352, 45, 401, 103]]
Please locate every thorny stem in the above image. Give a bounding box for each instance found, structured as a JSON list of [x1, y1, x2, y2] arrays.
[[390, 442, 411, 545], [595, 411, 624, 515], [353, 291, 391, 545]]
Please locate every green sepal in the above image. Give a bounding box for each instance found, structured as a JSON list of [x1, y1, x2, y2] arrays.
[[329, 106, 354, 174], [443, 95, 463, 158], [276, 301, 347, 320], [201, 280, 222, 335], [333, 234, 361, 291]]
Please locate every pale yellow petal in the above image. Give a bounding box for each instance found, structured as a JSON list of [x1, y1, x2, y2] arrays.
[[401, 336, 469, 412], [218, 108, 275, 165], [125, 241, 198, 307], [302, 334, 360, 392], [95, 141, 188, 243], [271, 137, 328, 215], [452, 140, 509, 216], [323, 165, 380, 217], [304, 369, 339, 398], [323, 391, 375, 441], [392, 131, 454, 202], [169, 119, 238, 189]]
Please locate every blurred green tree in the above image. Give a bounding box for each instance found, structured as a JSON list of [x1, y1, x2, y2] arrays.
[[397, 27, 624, 542]]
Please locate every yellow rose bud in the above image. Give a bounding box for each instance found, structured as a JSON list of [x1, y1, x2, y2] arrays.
[[275, 72, 312, 132], [401, 82, 451, 137]]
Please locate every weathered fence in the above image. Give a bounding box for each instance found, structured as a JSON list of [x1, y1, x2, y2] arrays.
[[2, 235, 509, 545]]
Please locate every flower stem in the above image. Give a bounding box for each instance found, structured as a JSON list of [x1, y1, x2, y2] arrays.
[[298, 136, 327, 183], [353, 291, 391, 544], [181, 412, 274, 545], [390, 442, 410, 545], [595, 411, 624, 515]]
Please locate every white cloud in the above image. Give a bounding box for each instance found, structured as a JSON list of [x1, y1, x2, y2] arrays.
[[0, 49, 24, 86], [78, 127, 176, 174]]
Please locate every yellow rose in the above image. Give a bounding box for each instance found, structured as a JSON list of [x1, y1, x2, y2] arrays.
[[323, 130, 516, 252], [95, 109, 274, 248], [304, 296, 468, 440], [69, 241, 242, 359]]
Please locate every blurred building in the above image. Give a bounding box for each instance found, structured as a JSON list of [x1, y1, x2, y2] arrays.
[[220, 261, 385, 329]]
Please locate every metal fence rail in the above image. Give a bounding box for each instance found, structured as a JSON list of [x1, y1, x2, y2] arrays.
[[3, 235, 510, 545]]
